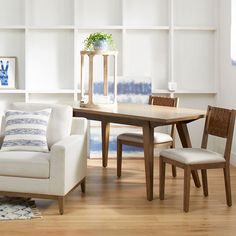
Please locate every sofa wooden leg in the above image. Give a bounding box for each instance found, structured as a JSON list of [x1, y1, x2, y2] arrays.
[[58, 196, 65, 215], [81, 178, 86, 193]]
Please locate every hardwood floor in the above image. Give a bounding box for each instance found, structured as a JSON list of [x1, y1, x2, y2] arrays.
[[1, 159, 236, 236]]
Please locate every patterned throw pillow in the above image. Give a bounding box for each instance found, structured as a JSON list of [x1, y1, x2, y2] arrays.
[[1, 109, 51, 152]]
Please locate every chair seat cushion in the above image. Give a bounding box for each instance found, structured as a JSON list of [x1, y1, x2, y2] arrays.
[[0, 151, 50, 179], [160, 148, 226, 165], [118, 132, 173, 144]]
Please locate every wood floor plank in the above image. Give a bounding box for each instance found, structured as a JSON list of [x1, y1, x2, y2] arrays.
[[1, 159, 236, 236]]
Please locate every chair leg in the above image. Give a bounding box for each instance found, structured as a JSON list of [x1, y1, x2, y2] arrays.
[[117, 139, 123, 178], [201, 169, 208, 197], [159, 157, 166, 200], [170, 144, 177, 178], [223, 167, 232, 207], [183, 166, 191, 212], [172, 165, 177, 178], [191, 170, 201, 188], [81, 178, 86, 193], [58, 196, 65, 215]]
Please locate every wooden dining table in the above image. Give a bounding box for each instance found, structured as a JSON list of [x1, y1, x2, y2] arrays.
[[73, 103, 205, 201]]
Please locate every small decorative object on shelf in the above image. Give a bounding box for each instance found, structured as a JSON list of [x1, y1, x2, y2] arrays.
[[83, 32, 115, 51], [168, 81, 177, 92], [0, 57, 16, 89], [80, 50, 118, 108]]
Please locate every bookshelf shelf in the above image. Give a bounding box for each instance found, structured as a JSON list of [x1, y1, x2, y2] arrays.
[[0, 0, 218, 105]]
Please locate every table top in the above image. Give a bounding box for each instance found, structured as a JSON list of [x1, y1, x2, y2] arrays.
[[73, 103, 205, 124]]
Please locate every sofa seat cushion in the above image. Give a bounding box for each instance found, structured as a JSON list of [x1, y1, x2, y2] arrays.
[[0, 151, 50, 179], [160, 148, 226, 165]]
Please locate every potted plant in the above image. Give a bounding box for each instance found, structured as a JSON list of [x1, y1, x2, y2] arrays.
[[83, 32, 115, 51]]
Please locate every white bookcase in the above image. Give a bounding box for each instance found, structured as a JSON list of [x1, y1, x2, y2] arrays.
[[0, 0, 219, 107]]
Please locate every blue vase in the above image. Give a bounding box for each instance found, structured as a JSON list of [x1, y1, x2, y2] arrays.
[[93, 39, 108, 51]]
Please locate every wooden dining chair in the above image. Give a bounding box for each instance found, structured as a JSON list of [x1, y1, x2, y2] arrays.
[[159, 105, 236, 212], [117, 95, 179, 178]]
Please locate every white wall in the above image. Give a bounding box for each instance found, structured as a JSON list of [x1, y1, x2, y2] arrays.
[[0, 0, 228, 159], [218, 0, 236, 165]]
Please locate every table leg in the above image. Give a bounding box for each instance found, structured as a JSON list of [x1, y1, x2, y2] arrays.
[[102, 121, 110, 167], [143, 123, 154, 201], [176, 122, 201, 188]]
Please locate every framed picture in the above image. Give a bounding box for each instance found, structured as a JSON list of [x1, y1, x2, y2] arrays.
[[0, 57, 16, 89]]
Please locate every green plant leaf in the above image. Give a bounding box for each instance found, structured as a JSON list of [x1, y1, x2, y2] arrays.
[[83, 32, 116, 51]]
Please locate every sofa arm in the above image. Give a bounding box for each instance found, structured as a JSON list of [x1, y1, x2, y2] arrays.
[[49, 134, 87, 196], [71, 117, 88, 135]]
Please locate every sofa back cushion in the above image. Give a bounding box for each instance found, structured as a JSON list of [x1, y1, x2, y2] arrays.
[[11, 103, 72, 147]]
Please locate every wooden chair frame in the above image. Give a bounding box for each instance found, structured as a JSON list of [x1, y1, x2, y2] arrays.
[[117, 95, 179, 178], [159, 105, 236, 212]]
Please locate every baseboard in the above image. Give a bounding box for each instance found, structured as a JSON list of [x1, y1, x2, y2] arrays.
[[231, 152, 236, 166]]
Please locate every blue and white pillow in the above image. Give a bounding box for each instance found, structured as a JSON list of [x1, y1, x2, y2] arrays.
[[1, 109, 51, 152]]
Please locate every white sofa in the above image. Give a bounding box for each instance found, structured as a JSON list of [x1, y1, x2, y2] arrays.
[[0, 103, 88, 214]]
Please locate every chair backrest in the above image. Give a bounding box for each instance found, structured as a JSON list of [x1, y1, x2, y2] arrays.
[[10, 103, 73, 147], [201, 105, 236, 162], [149, 95, 178, 107], [148, 96, 179, 146]]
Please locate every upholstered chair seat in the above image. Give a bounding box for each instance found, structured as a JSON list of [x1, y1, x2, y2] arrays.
[[160, 148, 225, 165], [118, 132, 173, 144]]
